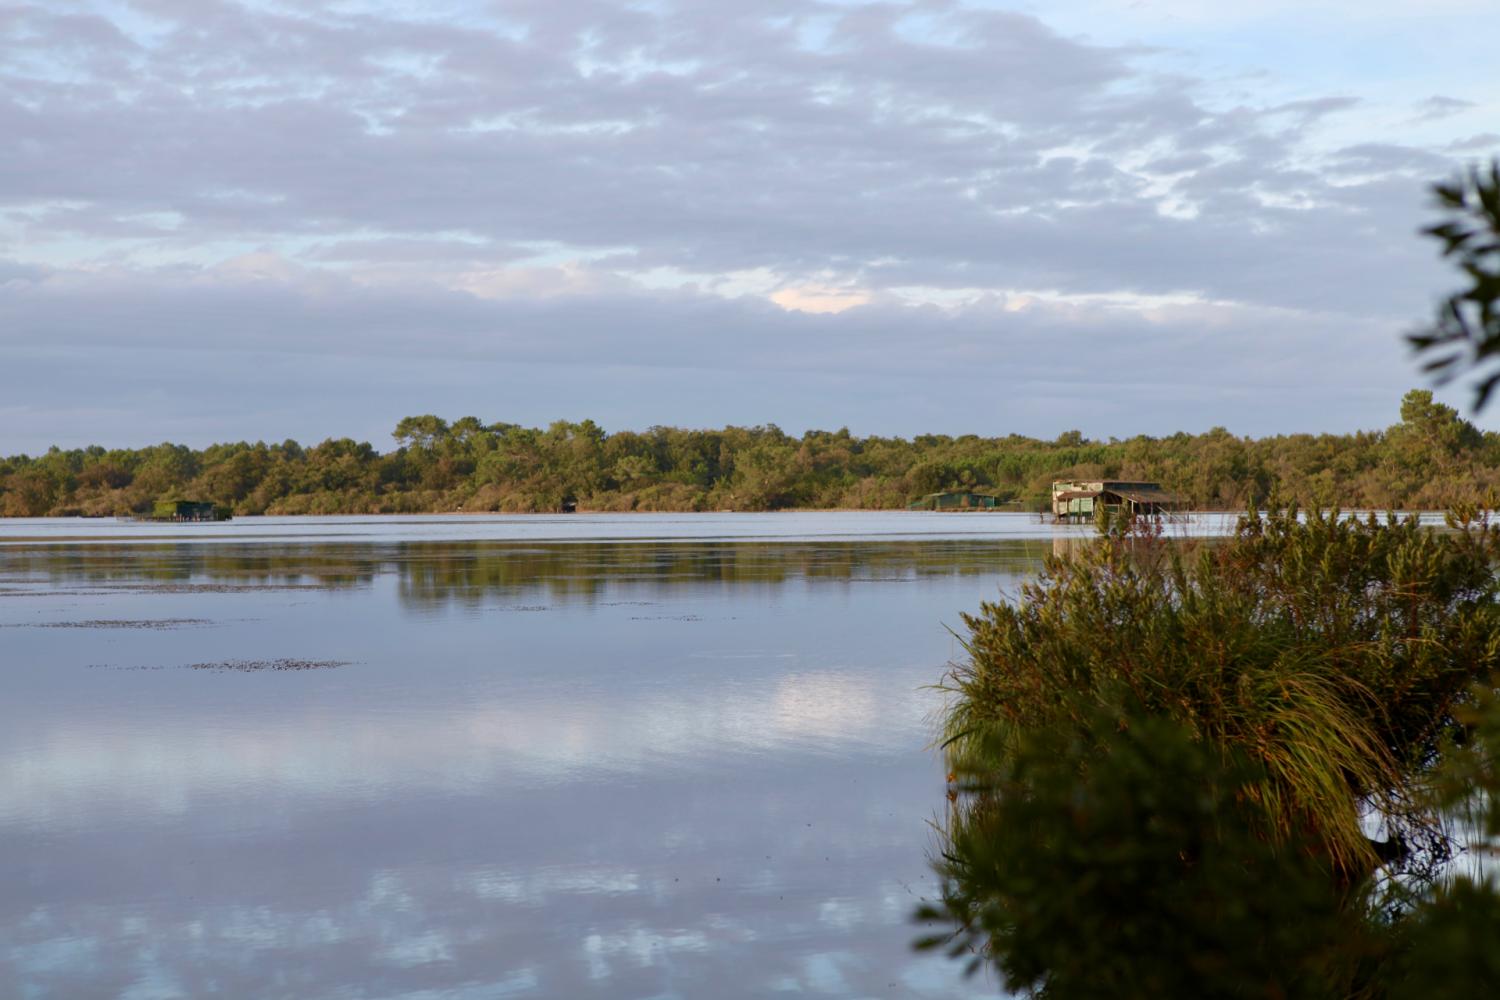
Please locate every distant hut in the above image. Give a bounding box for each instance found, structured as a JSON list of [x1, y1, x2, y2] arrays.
[[1051, 481, 1182, 522], [907, 491, 1000, 512], [150, 499, 231, 522]]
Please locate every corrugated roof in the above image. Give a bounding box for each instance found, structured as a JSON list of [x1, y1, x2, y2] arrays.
[[1111, 487, 1181, 505]]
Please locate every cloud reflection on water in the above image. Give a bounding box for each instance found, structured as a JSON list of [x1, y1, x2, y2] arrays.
[[1, 530, 1016, 998], [1, 668, 935, 830]]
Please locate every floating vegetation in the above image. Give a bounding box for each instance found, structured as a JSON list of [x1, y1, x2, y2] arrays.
[[88, 658, 352, 672], [10, 618, 214, 630], [186, 658, 351, 672]]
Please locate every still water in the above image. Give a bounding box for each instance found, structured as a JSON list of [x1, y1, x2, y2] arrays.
[[0, 513, 1233, 999]]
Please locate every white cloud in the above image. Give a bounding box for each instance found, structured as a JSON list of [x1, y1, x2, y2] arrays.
[[0, 0, 1487, 446]]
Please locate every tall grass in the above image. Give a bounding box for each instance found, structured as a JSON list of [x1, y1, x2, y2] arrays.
[[940, 505, 1500, 886]]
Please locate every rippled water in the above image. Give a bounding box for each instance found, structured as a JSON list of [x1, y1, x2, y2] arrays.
[[0, 513, 1231, 999]]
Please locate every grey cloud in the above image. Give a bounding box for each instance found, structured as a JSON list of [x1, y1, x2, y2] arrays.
[[1142, 151, 1214, 174], [0, 1, 1483, 450], [0, 258, 45, 284], [0, 261, 1441, 453], [1329, 143, 1453, 175], [0, 261, 1368, 378], [0, 0, 1468, 315], [1447, 132, 1500, 153], [1267, 96, 1361, 121], [1412, 94, 1476, 122], [303, 237, 530, 264]]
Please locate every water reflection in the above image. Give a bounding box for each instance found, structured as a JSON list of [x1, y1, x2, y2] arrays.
[[1, 533, 1035, 998], [1, 538, 1050, 607]]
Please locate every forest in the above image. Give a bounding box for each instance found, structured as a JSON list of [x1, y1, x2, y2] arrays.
[[0, 389, 1494, 517]]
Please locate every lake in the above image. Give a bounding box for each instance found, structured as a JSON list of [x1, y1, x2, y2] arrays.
[[0, 513, 1236, 999]]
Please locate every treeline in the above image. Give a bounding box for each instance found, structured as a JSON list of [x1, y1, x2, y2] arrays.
[[2, 390, 1495, 517]]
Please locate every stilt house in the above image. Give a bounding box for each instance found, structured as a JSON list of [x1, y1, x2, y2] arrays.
[[1051, 481, 1181, 521]]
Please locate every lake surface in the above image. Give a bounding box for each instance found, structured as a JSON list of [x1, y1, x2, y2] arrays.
[[0, 513, 1234, 999]]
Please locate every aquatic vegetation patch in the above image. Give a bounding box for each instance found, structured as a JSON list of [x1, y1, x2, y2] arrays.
[[185, 658, 352, 672], [87, 658, 353, 671], [12, 618, 215, 630]]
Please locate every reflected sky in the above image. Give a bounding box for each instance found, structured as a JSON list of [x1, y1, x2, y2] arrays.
[[0, 519, 1044, 998]]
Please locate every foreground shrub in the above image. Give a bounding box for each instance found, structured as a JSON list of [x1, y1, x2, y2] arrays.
[[920, 713, 1369, 997], [925, 508, 1500, 995]]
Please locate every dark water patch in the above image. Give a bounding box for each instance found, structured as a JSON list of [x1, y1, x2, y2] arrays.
[[7, 618, 215, 630], [630, 614, 705, 622], [4, 582, 341, 596]]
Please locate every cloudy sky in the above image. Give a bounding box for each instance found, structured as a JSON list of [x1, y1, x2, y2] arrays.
[[3, 0, 1497, 452]]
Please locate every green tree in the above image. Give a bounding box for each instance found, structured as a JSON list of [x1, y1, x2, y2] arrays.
[[392, 415, 449, 451], [1410, 160, 1500, 409]]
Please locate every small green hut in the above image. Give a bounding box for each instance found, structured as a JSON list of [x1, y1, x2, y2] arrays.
[[151, 499, 231, 522]]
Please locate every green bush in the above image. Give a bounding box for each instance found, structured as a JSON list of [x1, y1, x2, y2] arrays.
[[926, 508, 1500, 996], [920, 713, 1369, 998]]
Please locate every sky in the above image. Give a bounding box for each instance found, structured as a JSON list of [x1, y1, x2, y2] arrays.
[[2, 0, 1498, 453]]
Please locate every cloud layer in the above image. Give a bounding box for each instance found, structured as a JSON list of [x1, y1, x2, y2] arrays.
[[2, 0, 1496, 449]]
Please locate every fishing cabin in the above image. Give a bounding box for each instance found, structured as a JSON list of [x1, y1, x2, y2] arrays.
[[150, 500, 231, 522], [907, 491, 999, 512], [1051, 481, 1181, 522]]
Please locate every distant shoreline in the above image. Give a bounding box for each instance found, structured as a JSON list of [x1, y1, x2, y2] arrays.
[[3, 396, 1489, 518], [0, 509, 1048, 524]]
